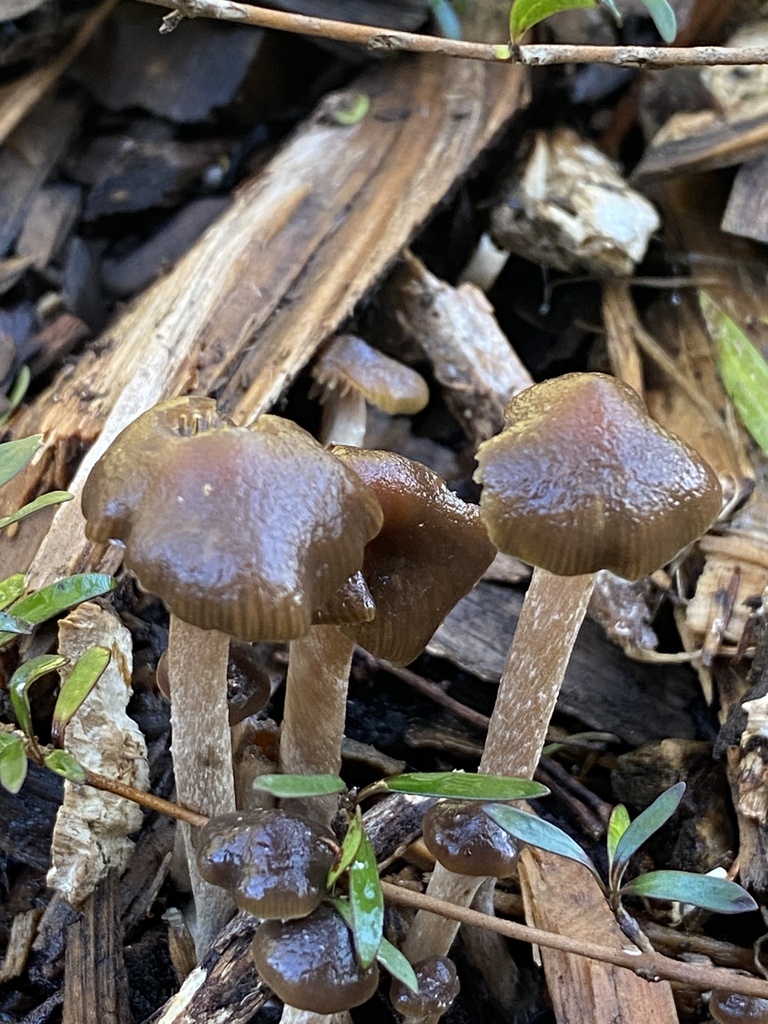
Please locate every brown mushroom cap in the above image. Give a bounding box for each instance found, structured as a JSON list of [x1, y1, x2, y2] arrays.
[[314, 335, 429, 416], [710, 990, 768, 1024], [422, 802, 521, 878], [475, 373, 722, 581], [82, 397, 383, 641], [251, 904, 380, 1013], [390, 956, 460, 1020], [196, 809, 334, 920], [331, 447, 496, 665]]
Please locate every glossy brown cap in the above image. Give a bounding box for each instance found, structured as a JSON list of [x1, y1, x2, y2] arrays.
[[331, 447, 496, 665], [196, 809, 334, 920], [390, 956, 460, 1020], [710, 991, 768, 1024], [251, 904, 380, 1013], [422, 801, 520, 878], [82, 397, 383, 641], [314, 335, 429, 415], [475, 373, 722, 581]]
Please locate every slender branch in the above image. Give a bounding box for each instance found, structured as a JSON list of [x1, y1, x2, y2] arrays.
[[82, 769, 209, 827], [138, 0, 768, 68], [382, 881, 768, 999]]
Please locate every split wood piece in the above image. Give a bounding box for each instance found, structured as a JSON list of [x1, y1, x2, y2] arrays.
[[1, 52, 525, 590], [0, 908, 43, 983], [0, 759, 62, 872], [62, 871, 131, 1024], [601, 281, 645, 398], [384, 250, 532, 442], [518, 850, 679, 1024]]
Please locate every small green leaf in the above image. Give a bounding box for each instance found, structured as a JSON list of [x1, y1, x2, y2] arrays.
[[0, 366, 31, 429], [597, 0, 623, 24], [486, 804, 601, 882], [384, 772, 549, 802], [0, 573, 115, 648], [52, 646, 111, 745], [0, 435, 43, 489], [639, 0, 676, 41], [377, 937, 419, 993], [701, 291, 768, 455], [328, 808, 364, 887], [0, 610, 33, 635], [251, 773, 346, 799], [0, 491, 72, 530], [9, 654, 68, 737], [331, 93, 370, 127], [0, 574, 26, 610], [428, 0, 462, 39], [350, 829, 384, 968], [44, 749, 86, 783], [0, 733, 27, 794], [612, 783, 685, 888], [607, 804, 631, 880], [621, 871, 757, 914], [509, 0, 597, 43]]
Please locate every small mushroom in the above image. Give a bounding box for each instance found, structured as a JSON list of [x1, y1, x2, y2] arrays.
[[196, 809, 334, 920], [251, 904, 380, 1013], [710, 990, 768, 1024], [422, 802, 520, 878], [390, 956, 460, 1022], [313, 335, 429, 446]]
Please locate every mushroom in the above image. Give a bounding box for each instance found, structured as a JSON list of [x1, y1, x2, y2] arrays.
[[421, 801, 520, 878], [251, 904, 380, 1014], [312, 335, 430, 446], [82, 397, 382, 953], [710, 990, 768, 1024], [390, 956, 460, 1022]]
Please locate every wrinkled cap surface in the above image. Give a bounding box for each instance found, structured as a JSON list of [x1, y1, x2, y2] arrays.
[[331, 447, 496, 665], [710, 990, 768, 1024], [475, 373, 722, 581], [196, 809, 334, 920], [422, 801, 520, 878], [390, 956, 460, 1020], [251, 904, 380, 1013], [82, 397, 383, 640], [314, 335, 429, 415]]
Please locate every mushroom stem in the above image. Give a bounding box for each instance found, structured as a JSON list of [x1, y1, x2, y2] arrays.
[[167, 615, 237, 956], [280, 625, 355, 819], [319, 389, 367, 446], [403, 570, 595, 967]]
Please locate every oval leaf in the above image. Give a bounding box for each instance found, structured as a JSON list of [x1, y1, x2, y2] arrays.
[[9, 654, 68, 737], [486, 804, 601, 882], [510, 0, 597, 43], [0, 574, 26, 611], [622, 871, 757, 914], [0, 573, 116, 648], [44, 749, 86, 783], [428, 0, 462, 38], [251, 773, 346, 799], [377, 937, 419, 993], [640, 0, 676, 41], [607, 804, 631, 879], [385, 772, 549, 802], [0, 733, 27, 794], [350, 829, 384, 968], [0, 491, 72, 530], [0, 366, 30, 429], [612, 782, 685, 888], [328, 808, 364, 887], [52, 646, 111, 745], [0, 435, 43, 489], [0, 610, 33, 635]]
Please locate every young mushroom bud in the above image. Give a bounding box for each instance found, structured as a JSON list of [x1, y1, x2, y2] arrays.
[[251, 904, 380, 1013], [710, 991, 768, 1024], [196, 810, 334, 920], [390, 956, 460, 1021], [422, 802, 520, 877]]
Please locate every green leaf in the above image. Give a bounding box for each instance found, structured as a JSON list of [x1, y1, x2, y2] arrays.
[[639, 0, 676, 41], [0, 733, 27, 794], [9, 654, 68, 737], [328, 807, 364, 887], [607, 804, 631, 880], [377, 937, 419, 993], [384, 772, 549, 802], [0, 610, 34, 635], [0, 491, 72, 530], [44, 749, 86, 783], [0, 574, 26, 611], [597, 0, 623, 24], [51, 646, 111, 745], [349, 829, 384, 968], [251, 773, 346, 799], [509, 0, 597, 43], [0, 573, 115, 648], [0, 366, 31, 429], [330, 93, 371, 127], [701, 291, 768, 455], [612, 783, 685, 889], [621, 871, 757, 914], [0, 435, 43, 489], [428, 0, 462, 38], [486, 804, 601, 882]]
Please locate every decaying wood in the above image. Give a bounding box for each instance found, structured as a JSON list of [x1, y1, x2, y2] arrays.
[[1, 52, 525, 591], [0, 759, 62, 872], [0, 908, 43, 983], [519, 850, 679, 1024], [62, 871, 131, 1024]]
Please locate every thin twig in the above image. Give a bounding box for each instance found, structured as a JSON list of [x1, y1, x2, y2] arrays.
[[82, 769, 208, 827], [138, 0, 768, 67]]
